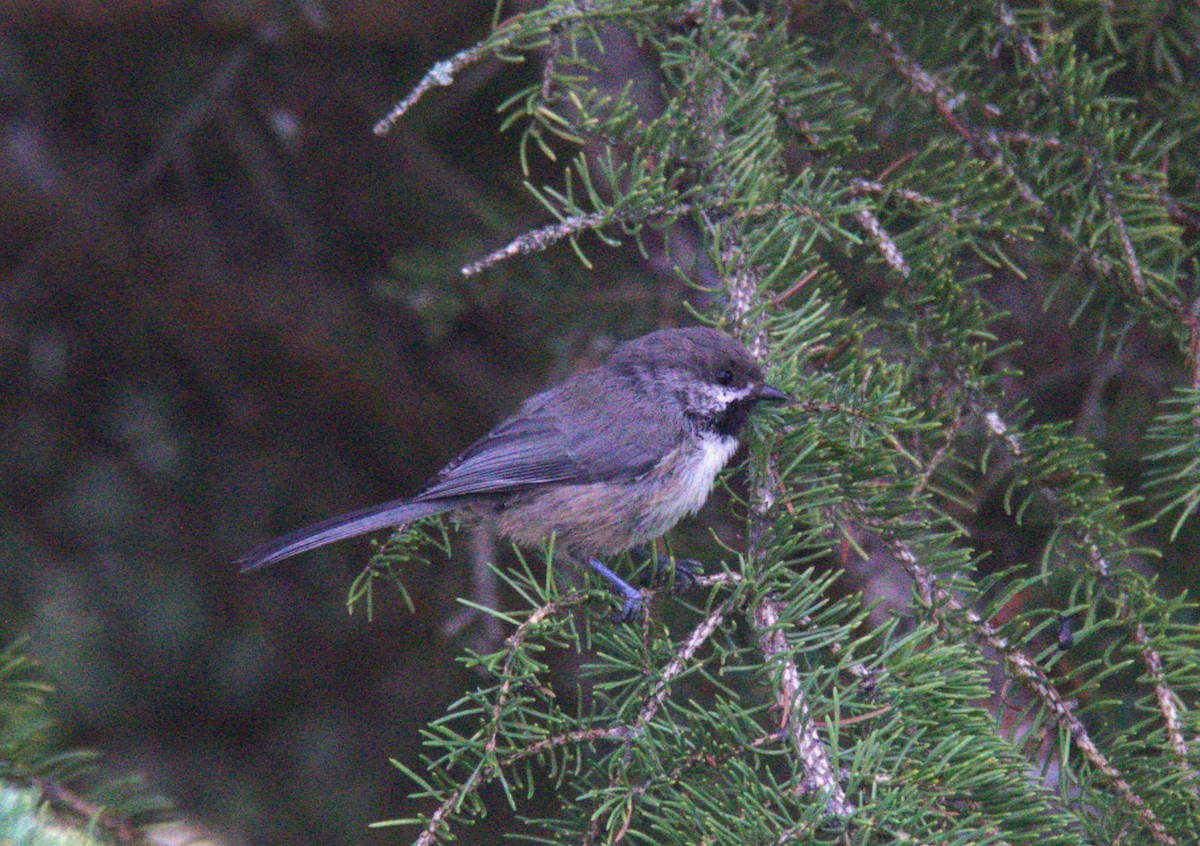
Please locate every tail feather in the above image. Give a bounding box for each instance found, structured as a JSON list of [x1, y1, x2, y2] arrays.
[[236, 496, 463, 573]]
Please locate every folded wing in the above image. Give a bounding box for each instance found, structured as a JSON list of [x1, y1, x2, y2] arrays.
[[415, 374, 678, 501]]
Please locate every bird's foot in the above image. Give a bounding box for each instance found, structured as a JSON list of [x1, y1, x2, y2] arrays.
[[587, 554, 703, 622], [631, 548, 702, 593], [587, 558, 643, 623]]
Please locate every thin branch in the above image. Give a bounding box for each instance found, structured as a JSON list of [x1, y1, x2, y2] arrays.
[[424, 569, 750, 846], [992, 132, 1200, 241], [502, 726, 631, 766], [635, 596, 735, 731], [461, 204, 695, 276], [375, 41, 493, 136], [413, 590, 587, 846], [753, 597, 856, 818], [848, 177, 983, 228], [583, 596, 738, 846], [912, 406, 965, 497], [1133, 617, 1191, 764], [983, 410, 1197, 797], [462, 199, 833, 277], [885, 535, 1179, 846], [672, 13, 857, 820], [994, 2, 1147, 296], [842, 0, 1148, 303], [852, 205, 911, 279], [463, 210, 611, 276]]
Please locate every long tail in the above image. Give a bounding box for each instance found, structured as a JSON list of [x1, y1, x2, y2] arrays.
[[236, 496, 465, 573]]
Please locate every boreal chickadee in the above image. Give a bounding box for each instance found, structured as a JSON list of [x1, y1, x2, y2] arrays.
[[237, 326, 789, 618]]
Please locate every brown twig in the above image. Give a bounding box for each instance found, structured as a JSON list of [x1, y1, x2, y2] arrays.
[[752, 597, 856, 817], [375, 40, 494, 136], [767, 267, 820, 306], [413, 590, 587, 846], [841, 0, 1142, 302], [885, 535, 1178, 846]]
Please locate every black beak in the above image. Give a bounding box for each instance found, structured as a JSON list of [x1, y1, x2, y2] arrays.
[[753, 383, 792, 403]]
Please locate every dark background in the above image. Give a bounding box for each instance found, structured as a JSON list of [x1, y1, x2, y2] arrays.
[[0, 2, 694, 843]]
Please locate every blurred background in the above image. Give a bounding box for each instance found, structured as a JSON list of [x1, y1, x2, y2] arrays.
[[2, 2, 1196, 845], [0, 2, 705, 843]]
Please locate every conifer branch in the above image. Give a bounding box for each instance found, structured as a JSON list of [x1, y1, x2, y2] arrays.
[[461, 205, 695, 276], [679, 0, 767, 355], [851, 205, 910, 279], [485, 591, 587, 744], [375, 40, 493, 136], [1132, 618, 1191, 766], [990, 122, 1200, 241], [849, 177, 975, 224], [913, 407, 967, 498], [514, 727, 632, 765], [670, 11, 855, 818], [843, 0, 1144, 301], [581, 595, 738, 846], [370, 4, 1200, 842], [993, 2, 1148, 296], [774, 104, 916, 281], [412, 590, 588, 846], [982, 410, 1197, 792], [752, 597, 856, 818], [462, 210, 613, 277], [635, 595, 735, 728], [885, 534, 1178, 846]]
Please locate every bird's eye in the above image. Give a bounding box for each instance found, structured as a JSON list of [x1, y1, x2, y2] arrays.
[[716, 368, 734, 386]]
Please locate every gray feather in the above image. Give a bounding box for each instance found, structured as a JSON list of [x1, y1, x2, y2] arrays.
[[414, 367, 681, 501], [236, 497, 468, 572]]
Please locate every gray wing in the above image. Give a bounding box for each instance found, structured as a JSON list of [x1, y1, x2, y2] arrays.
[[414, 371, 679, 501]]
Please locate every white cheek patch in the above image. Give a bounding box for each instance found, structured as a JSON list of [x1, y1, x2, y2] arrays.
[[690, 383, 758, 415], [713, 384, 758, 404]]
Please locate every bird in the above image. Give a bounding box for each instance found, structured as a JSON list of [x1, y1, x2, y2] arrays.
[[236, 326, 789, 619]]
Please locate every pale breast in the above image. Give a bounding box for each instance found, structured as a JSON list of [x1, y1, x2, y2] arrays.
[[628, 431, 739, 543]]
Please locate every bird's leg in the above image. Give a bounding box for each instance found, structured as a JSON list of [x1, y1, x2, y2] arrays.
[[587, 558, 643, 622], [630, 546, 702, 592]]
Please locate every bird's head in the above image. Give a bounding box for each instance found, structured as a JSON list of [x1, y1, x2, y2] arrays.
[[607, 327, 790, 438]]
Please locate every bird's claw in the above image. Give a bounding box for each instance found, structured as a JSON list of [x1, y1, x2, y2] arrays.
[[635, 551, 701, 593], [661, 556, 701, 592], [589, 554, 701, 622], [613, 594, 644, 623]]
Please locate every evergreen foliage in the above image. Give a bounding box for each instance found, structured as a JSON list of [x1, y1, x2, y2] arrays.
[[0, 641, 169, 843], [370, 1, 1200, 843]]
